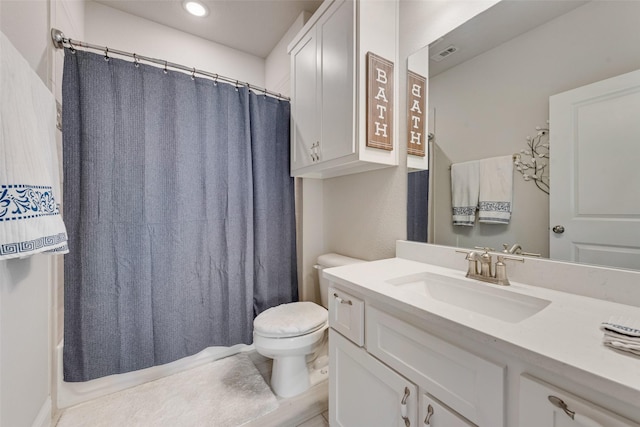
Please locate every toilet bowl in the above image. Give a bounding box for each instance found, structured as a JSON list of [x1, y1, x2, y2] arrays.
[[253, 253, 363, 398]]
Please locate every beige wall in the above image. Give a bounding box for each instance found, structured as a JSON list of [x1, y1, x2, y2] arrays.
[[0, 1, 60, 425], [428, 1, 640, 257]]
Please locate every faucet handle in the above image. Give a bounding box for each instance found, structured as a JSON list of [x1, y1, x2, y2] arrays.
[[474, 246, 495, 252], [499, 254, 525, 263]]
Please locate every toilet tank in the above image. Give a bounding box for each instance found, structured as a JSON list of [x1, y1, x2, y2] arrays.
[[315, 253, 364, 308]]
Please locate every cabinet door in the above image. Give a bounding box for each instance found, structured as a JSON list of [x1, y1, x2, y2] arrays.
[[519, 374, 639, 427], [290, 29, 318, 171], [420, 394, 475, 427], [330, 330, 418, 427], [317, 0, 355, 163]]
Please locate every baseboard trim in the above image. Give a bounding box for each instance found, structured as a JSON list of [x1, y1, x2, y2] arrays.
[[32, 397, 52, 427]]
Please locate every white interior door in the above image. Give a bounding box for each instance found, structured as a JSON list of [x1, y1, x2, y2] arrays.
[[549, 68, 640, 270]]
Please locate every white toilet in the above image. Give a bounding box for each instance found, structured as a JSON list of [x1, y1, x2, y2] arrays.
[[253, 253, 363, 398]]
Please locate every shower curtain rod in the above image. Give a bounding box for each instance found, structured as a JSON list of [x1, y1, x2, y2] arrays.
[[50, 28, 290, 101]]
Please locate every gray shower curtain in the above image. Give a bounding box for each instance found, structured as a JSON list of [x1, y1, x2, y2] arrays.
[[62, 49, 297, 382]]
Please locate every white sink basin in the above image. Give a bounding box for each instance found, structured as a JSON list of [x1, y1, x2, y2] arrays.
[[386, 272, 551, 323]]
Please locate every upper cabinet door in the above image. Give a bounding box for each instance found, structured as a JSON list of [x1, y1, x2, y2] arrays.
[[290, 30, 318, 171], [317, 0, 356, 163]]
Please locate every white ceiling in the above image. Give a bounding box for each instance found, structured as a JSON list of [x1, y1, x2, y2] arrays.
[[94, 0, 323, 58]]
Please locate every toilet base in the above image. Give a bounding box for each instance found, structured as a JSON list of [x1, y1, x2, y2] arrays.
[[270, 355, 310, 398]]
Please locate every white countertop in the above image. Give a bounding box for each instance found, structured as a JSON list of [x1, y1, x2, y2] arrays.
[[323, 257, 640, 410]]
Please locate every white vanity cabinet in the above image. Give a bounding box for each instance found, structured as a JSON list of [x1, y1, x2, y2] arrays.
[[328, 285, 503, 426], [288, 0, 398, 178]]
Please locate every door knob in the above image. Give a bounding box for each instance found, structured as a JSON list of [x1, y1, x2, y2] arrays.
[[552, 225, 565, 234]]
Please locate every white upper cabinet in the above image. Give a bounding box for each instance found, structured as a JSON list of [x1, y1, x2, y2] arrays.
[[288, 0, 399, 178]]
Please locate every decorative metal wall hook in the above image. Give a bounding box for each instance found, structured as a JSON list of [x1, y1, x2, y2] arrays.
[[104, 46, 109, 61], [515, 123, 550, 195]]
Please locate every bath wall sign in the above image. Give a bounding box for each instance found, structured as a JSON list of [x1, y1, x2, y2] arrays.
[[407, 70, 426, 157], [366, 52, 394, 151]]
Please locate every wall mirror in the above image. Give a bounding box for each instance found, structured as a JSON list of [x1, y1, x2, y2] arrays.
[[406, 0, 640, 271]]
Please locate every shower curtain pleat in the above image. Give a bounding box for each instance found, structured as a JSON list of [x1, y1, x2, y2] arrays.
[[62, 49, 297, 382], [407, 170, 429, 243]]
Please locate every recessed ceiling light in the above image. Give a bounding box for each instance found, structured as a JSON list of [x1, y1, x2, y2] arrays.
[[183, 0, 209, 17]]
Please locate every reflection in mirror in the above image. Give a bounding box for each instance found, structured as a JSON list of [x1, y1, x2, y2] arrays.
[[406, 0, 640, 270]]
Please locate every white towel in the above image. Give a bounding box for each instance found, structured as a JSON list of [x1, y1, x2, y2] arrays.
[[478, 155, 513, 224], [451, 160, 479, 226], [600, 316, 640, 356], [0, 32, 68, 260]]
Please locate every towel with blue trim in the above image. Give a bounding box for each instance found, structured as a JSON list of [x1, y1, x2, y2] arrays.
[[0, 32, 68, 260], [600, 316, 640, 356]]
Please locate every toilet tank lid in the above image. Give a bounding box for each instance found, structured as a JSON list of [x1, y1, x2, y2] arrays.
[[316, 253, 365, 268]]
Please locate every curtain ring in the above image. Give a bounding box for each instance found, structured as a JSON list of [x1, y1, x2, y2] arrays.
[[68, 39, 76, 54], [104, 46, 109, 61], [191, 67, 196, 80], [163, 61, 168, 74], [133, 53, 139, 68], [235, 80, 239, 91]]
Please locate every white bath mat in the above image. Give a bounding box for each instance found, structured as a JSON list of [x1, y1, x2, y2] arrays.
[[57, 353, 278, 427]]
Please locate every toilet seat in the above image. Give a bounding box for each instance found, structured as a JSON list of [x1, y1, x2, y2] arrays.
[[254, 301, 328, 338]]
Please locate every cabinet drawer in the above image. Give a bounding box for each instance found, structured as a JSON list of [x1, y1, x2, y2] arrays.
[[519, 374, 640, 427], [328, 287, 364, 346], [366, 306, 505, 426], [421, 393, 476, 427]]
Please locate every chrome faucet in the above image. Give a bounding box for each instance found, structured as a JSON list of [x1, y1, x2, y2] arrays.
[[457, 247, 524, 286]]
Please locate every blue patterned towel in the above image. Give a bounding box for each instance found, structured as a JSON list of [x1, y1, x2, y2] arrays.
[[451, 160, 479, 226], [478, 155, 513, 224], [0, 32, 68, 259]]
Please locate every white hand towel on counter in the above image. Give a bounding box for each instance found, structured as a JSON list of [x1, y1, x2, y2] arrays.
[[0, 31, 68, 260], [478, 155, 513, 224], [600, 316, 640, 357], [451, 160, 479, 226]]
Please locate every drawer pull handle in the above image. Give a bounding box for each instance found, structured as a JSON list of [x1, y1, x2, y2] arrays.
[[548, 396, 603, 427], [333, 293, 352, 305], [424, 404, 434, 425], [401, 387, 410, 427]]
